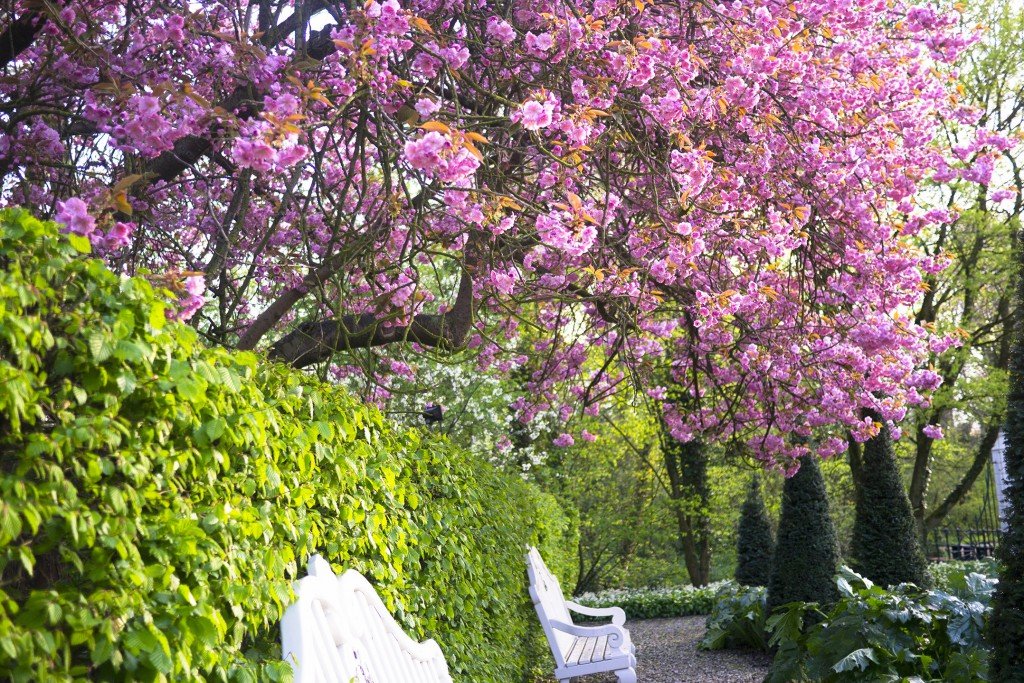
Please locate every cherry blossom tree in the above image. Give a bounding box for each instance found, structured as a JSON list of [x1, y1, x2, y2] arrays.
[[0, 0, 983, 464]]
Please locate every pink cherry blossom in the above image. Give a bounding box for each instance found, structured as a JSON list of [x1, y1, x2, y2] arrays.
[[55, 198, 95, 237], [519, 101, 553, 131]]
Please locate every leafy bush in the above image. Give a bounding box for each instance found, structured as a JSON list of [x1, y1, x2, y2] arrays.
[[0, 208, 577, 682], [766, 566, 996, 682], [574, 582, 727, 620], [699, 582, 769, 652], [929, 560, 1000, 591]]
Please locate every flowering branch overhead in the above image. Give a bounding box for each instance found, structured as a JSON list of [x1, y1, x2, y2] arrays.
[[0, 0, 989, 464]]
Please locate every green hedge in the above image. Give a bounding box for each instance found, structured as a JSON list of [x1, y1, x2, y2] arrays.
[[574, 582, 726, 620], [0, 208, 577, 682]]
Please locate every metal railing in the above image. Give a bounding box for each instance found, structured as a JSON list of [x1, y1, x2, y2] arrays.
[[925, 527, 1000, 562]]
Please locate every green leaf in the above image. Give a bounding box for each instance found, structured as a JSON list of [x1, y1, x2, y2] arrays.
[[88, 331, 110, 361], [18, 546, 34, 575], [67, 233, 92, 253], [203, 418, 225, 442], [832, 647, 878, 673], [149, 302, 166, 330]]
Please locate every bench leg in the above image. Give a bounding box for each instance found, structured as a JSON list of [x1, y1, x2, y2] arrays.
[[616, 668, 637, 683]]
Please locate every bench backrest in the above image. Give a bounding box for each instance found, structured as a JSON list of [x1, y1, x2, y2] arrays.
[[281, 555, 452, 683], [526, 546, 575, 665]]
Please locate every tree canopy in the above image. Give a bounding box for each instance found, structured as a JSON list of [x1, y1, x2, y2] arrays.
[[0, 0, 990, 462]]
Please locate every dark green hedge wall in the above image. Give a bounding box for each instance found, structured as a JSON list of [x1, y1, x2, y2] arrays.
[[0, 208, 576, 682]]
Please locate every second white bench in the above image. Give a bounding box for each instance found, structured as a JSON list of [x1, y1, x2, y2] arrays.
[[526, 546, 637, 683]]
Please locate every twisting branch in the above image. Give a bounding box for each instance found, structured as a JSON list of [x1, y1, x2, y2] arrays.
[[0, 11, 44, 69], [145, 20, 339, 182], [267, 261, 476, 367]]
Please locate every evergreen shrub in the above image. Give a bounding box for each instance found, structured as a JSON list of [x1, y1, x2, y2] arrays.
[[766, 455, 841, 615], [735, 475, 774, 588], [0, 209, 576, 682], [990, 237, 1024, 680], [850, 418, 929, 588]]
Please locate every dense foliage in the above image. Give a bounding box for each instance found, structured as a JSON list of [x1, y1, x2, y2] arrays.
[[766, 455, 840, 615], [990, 229, 1024, 677], [0, 0, 986, 464], [573, 582, 725, 620], [930, 560, 1001, 591], [735, 475, 774, 588], [850, 418, 929, 588], [699, 583, 769, 652], [767, 566, 996, 682], [0, 208, 576, 682]]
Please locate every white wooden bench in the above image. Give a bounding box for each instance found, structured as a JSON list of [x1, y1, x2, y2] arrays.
[[526, 547, 637, 683], [281, 555, 452, 683]]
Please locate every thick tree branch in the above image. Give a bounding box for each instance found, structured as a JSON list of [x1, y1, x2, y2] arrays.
[[266, 264, 475, 367], [0, 11, 44, 69], [145, 21, 338, 182], [235, 248, 349, 350]]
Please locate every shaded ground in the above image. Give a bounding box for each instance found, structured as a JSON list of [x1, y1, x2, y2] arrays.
[[550, 616, 771, 683]]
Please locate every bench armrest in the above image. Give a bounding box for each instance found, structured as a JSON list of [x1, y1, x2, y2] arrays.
[[548, 620, 629, 651], [564, 601, 626, 626]]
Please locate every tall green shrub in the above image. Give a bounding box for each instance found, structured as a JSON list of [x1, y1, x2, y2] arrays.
[[735, 475, 774, 588], [850, 416, 929, 588], [766, 455, 840, 615], [990, 237, 1024, 679], [0, 208, 576, 682]]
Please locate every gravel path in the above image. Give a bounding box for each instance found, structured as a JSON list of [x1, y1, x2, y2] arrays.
[[551, 616, 771, 683]]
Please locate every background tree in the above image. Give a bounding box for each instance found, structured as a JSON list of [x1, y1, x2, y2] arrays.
[[902, 0, 1023, 537], [766, 456, 841, 615], [851, 417, 929, 587], [736, 475, 774, 588]]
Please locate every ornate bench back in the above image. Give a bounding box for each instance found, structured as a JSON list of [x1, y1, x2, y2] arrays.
[[282, 556, 452, 683]]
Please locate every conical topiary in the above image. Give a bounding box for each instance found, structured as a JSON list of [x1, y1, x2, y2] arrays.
[[990, 239, 1024, 680], [735, 475, 774, 587], [766, 455, 841, 615], [850, 414, 929, 587]]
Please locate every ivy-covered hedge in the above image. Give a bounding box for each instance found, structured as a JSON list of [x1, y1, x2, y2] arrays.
[[0, 208, 577, 682]]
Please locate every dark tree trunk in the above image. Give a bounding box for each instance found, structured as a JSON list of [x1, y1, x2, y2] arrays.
[[660, 431, 712, 587]]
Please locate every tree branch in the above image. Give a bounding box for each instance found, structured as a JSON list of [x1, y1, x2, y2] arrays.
[[924, 423, 1002, 532], [0, 11, 44, 69], [265, 263, 475, 367]]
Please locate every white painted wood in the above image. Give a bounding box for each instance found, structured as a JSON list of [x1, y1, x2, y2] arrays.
[[526, 546, 637, 682], [281, 555, 452, 683]]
